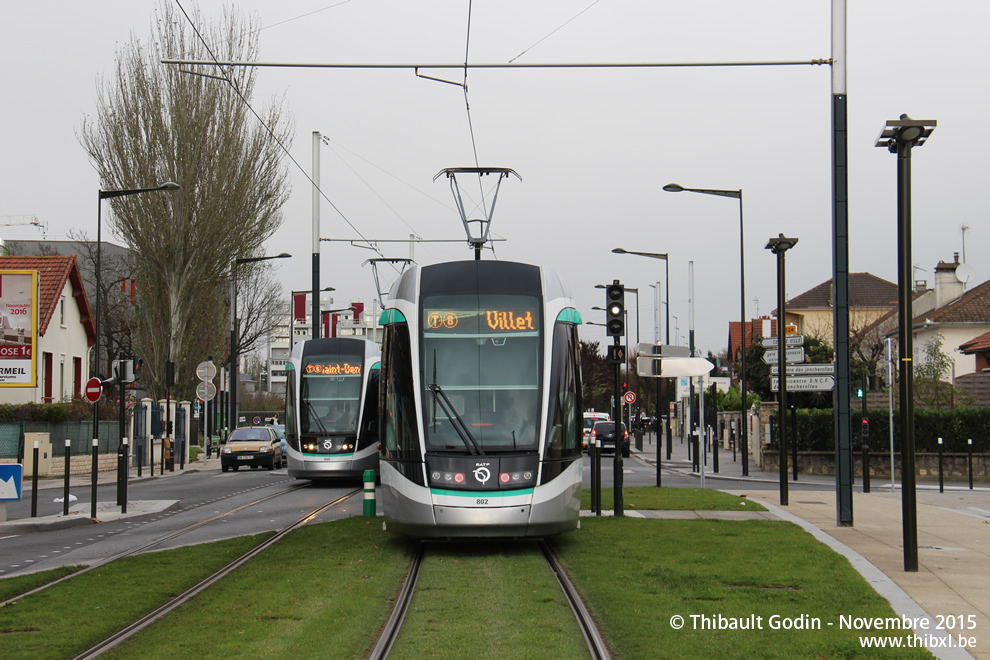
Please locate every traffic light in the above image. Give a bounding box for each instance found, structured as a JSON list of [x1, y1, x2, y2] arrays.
[[605, 282, 625, 337], [861, 418, 870, 438], [607, 344, 626, 365], [855, 386, 864, 398]]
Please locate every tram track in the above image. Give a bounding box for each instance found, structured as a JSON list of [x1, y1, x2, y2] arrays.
[[1, 479, 309, 608], [369, 539, 611, 660], [72, 488, 361, 659]]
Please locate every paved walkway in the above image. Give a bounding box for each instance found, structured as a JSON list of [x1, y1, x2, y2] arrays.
[[627, 430, 989, 660]]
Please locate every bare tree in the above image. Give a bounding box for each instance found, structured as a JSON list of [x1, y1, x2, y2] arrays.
[[79, 2, 292, 398]]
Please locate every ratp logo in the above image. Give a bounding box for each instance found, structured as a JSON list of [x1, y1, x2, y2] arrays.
[[472, 466, 491, 485]]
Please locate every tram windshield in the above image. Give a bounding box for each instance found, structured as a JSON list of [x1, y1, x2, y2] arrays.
[[422, 293, 541, 452], [300, 350, 364, 435]]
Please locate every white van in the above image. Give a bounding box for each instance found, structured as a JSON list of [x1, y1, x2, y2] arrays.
[[582, 411, 610, 451]]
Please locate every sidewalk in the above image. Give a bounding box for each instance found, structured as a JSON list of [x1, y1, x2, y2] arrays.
[[629, 431, 989, 660]]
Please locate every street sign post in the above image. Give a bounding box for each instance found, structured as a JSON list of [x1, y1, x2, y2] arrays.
[[195, 381, 217, 401], [770, 363, 835, 375], [771, 376, 835, 392], [637, 343, 691, 357], [761, 335, 804, 348], [761, 347, 805, 365], [85, 377, 102, 403]]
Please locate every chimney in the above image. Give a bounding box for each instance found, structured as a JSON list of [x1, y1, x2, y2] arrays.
[[934, 254, 964, 309]]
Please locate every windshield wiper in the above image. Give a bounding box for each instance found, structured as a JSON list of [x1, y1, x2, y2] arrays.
[[304, 400, 330, 436], [429, 350, 484, 456]]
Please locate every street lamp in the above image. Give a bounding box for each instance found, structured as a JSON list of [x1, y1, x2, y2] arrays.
[[93, 182, 180, 442], [876, 114, 936, 573], [230, 253, 291, 431], [765, 233, 799, 507], [663, 183, 749, 476], [613, 248, 670, 468]]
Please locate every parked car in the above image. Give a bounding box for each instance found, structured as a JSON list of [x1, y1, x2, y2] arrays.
[[590, 421, 629, 457], [582, 412, 610, 451], [221, 426, 284, 472], [268, 424, 287, 458]]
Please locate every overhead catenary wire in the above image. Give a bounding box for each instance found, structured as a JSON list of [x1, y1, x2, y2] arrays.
[[172, 0, 382, 256], [509, 0, 601, 63]]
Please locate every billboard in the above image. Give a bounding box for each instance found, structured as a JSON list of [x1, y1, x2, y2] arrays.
[[0, 270, 38, 386]]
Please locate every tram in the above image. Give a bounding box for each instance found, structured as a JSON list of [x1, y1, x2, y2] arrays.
[[284, 337, 381, 480], [378, 260, 584, 538]]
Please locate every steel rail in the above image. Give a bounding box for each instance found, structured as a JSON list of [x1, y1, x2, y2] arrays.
[[0, 480, 309, 609], [72, 489, 361, 660], [539, 540, 612, 660], [368, 542, 425, 660]]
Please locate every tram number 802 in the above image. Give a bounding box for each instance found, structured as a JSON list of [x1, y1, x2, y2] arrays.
[[477, 498, 490, 505]]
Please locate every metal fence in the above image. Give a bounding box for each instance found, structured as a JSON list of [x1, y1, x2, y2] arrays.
[[0, 422, 123, 459]]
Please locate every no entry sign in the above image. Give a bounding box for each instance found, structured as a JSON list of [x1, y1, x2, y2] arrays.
[[85, 377, 102, 403]]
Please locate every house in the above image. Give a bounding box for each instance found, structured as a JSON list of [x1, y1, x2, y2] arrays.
[[0, 256, 95, 403], [778, 273, 899, 341], [727, 316, 777, 363]]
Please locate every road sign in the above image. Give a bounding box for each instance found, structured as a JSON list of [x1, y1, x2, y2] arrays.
[[0, 464, 23, 501], [637, 343, 691, 357], [770, 363, 835, 375], [623, 391, 636, 404], [196, 380, 217, 401], [761, 347, 805, 365], [637, 356, 714, 378], [771, 376, 835, 392], [761, 335, 804, 348], [196, 360, 217, 381], [85, 377, 102, 403]]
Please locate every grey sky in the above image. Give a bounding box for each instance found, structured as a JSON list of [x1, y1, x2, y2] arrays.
[[2, 1, 987, 355]]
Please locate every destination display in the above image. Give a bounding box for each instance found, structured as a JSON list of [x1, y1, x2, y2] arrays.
[[304, 361, 362, 376], [425, 307, 539, 333]]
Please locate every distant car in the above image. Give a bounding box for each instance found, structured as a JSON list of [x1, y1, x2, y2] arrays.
[[221, 426, 284, 472], [268, 424, 287, 459], [582, 412, 610, 452], [590, 421, 629, 458]]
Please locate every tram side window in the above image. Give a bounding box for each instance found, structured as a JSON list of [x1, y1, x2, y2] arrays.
[[285, 364, 299, 449], [544, 321, 582, 475], [357, 369, 380, 450], [381, 323, 423, 484]]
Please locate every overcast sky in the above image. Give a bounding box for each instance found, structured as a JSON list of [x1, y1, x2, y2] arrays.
[[2, 1, 987, 355]]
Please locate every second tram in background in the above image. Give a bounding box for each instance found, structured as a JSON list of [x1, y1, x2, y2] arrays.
[[378, 259, 584, 538], [284, 337, 381, 480]]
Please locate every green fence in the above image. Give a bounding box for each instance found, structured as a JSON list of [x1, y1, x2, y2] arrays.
[[0, 422, 123, 460]]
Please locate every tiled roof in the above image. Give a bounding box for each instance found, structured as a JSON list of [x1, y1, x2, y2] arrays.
[[913, 278, 990, 325], [959, 330, 990, 355], [785, 273, 899, 311], [0, 255, 95, 343]]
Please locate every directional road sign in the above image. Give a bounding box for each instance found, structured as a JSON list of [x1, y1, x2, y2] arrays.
[[637, 343, 691, 357], [771, 376, 835, 392], [761, 335, 804, 348], [0, 464, 23, 501], [761, 347, 805, 365], [637, 356, 714, 378], [771, 363, 835, 375], [85, 377, 102, 403]]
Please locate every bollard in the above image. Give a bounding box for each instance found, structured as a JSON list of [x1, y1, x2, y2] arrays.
[[363, 469, 376, 516], [91, 438, 99, 519], [116, 441, 125, 506], [31, 441, 39, 518], [121, 438, 129, 514], [937, 437, 944, 494], [862, 444, 870, 493], [137, 445, 143, 478], [180, 438, 185, 470], [63, 439, 71, 516], [713, 428, 719, 473], [968, 439, 974, 490]]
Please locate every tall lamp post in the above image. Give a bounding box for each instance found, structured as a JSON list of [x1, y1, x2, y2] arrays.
[[230, 253, 291, 432], [613, 248, 670, 475], [875, 114, 936, 573], [93, 182, 180, 441], [765, 234, 799, 506], [663, 183, 749, 476]]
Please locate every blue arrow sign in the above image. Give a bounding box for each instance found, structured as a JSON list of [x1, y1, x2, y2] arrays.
[[0, 464, 23, 501]]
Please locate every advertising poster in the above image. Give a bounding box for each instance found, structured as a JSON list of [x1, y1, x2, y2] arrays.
[[0, 270, 38, 386]]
